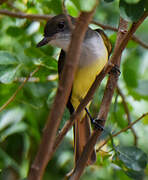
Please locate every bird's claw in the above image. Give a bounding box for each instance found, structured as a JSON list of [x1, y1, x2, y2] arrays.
[[109, 64, 121, 76], [91, 118, 104, 131], [85, 107, 104, 131]]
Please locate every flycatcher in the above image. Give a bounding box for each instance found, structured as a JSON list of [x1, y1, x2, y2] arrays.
[[37, 14, 112, 165]]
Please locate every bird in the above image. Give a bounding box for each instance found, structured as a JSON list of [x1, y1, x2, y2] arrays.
[[37, 14, 112, 165]]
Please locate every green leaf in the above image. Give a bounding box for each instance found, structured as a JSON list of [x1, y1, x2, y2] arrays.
[[0, 108, 25, 131], [0, 51, 19, 65], [47, 88, 57, 107], [143, 114, 148, 124], [127, 40, 138, 49], [115, 146, 147, 171], [134, 80, 148, 97], [66, 0, 79, 17], [119, 0, 145, 21], [125, 169, 145, 180], [109, 33, 117, 49], [39, 56, 58, 71], [79, 0, 96, 11], [129, 80, 148, 100], [0, 147, 19, 170], [70, 0, 81, 10], [0, 64, 22, 84], [70, 0, 96, 11], [0, 122, 27, 142], [123, 51, 140, 88], [6, 26, 24, 37], [24, 47, 46, 58], [112, 102, 127, 128], [43, 0, 62, 14], [0, 51, 21, 84]]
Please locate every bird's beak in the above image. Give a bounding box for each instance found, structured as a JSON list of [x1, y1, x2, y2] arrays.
[[37, 35, 56, 47]]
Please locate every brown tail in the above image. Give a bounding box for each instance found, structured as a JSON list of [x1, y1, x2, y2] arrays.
[[74, 114, 96, 165]]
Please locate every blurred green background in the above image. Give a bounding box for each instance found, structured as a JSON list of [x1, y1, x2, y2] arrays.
[[0, 0, 148, 179]]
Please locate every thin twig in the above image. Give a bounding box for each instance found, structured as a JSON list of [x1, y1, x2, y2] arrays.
[[92, 20, 117, 31], [0, 9, 147, 49], [28, 10, 96, 180], [0, 9, 51, 20], [132, 36, 148, 49], [116, 85, 138, 146], [0, 66, 40, 113], [96, 112, 148, 152]]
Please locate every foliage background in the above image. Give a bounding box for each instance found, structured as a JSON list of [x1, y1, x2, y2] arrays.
[[0, 0, 148, 180]]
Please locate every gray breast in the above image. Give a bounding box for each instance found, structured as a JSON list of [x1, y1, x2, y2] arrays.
[[78, 30, 107, 68]]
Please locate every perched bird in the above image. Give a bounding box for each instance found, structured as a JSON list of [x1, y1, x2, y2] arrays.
[[37, 14, 112, 165]]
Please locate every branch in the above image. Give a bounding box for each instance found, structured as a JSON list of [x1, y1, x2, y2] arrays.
[[92, 20, 117, 31], [96, 112, 148, 152], [0, 9, 51, 20], [28, 10, 96, 180], [0, 9, 148, 49], [116, 85, 138, 146], [132, 36, 148, 49], [0, 66, 40, 113], [69, 12, 148, 180]]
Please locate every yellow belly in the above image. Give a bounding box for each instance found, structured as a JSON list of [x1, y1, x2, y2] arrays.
[[71, 57, 107, 111]]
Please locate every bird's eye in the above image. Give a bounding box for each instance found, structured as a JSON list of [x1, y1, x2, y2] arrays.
[[58, 22, 65, 30]]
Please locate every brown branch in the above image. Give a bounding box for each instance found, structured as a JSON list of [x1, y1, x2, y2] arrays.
[[0, 9, 52, 20], [92, 20, 117, 31], [0, 9, 147, 49], [62, 0, 67, 15], [132, 36, 148, 49], [97, 112, 148, 152], [69, 12, 148, 180], [116, 85, 138, 146], [28, 10, 96, 180], [0, 66, 40, 113]]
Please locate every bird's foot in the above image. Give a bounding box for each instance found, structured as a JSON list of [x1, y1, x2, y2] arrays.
[[85, 108, 104, 131], [109, 64, 121, 76], [91, 118, 104, 131]]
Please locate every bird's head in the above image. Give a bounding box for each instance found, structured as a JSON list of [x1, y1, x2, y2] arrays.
[[37, 14, 74, 51]]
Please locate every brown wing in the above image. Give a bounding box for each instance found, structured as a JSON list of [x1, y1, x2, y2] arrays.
[[58, 50, 66, 78], [58, 50, 74, 114]]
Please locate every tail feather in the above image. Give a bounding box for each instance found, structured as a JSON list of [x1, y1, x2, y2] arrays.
[[74, 114, 96, 165]]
